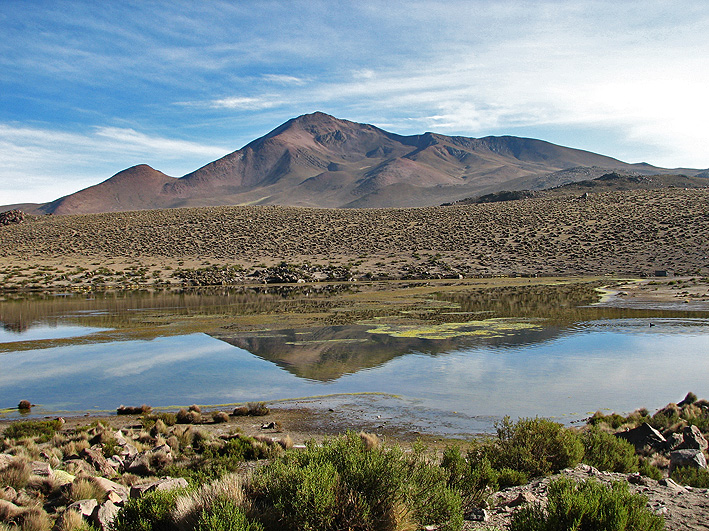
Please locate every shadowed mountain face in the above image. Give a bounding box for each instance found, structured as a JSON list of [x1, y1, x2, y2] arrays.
[[29, 112, 704, 214]]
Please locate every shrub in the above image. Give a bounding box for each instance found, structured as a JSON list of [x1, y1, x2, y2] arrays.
[[638, 458, 663, 481], [493, 417, 583, 477], [177, 409, 202, 424], [672, 466, 709, 488], [112, 488, 184, 531], [212, 412, 229, 424], [582, 427, 638, 473], [195, 497, 263, 531], [247, 403, 269, 416], [588, 411, 628, 429], [251, 432, 462, 531], [54, 509, 97, 531], [509, 478, 664, 531], [3, 419, 63, 443]]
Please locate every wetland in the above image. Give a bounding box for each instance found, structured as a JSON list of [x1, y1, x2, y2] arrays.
[[2, 278, 708, 437]]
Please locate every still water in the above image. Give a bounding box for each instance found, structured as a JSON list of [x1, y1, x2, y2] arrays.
[[1, 282, 707, 435]]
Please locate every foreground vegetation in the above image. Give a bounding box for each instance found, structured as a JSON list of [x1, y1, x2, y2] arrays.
[[3, 403, 692, 531]]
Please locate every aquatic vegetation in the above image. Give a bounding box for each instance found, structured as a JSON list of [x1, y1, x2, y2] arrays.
[[366, 318, 543, 340]]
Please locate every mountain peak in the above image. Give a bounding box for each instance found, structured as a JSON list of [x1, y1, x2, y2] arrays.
[[20, 113, 694, 215]]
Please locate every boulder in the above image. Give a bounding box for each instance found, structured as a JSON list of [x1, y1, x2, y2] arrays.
[[667, 432, 684, 451], [80, 447, 116, 477], [124, 452, 151, 476], [129, 477, 188, 498], [67, 499, 98, 519], [52, 469, 75, 486], [678, 425, 708, 451], [669, 449, 708, 474], [31, 461, 52, 477], [506, 492, 538, 507], [90, 477, 129, 504], [615, 422, 666, 451], [91, 500, 120, 531]]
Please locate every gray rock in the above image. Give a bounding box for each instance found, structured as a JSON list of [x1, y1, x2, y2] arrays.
[[670, 449, 708, 474], [80, 447, 116, 477], [67, 498, 98, 518], [667, 432, 684, 451], [506, 492, 538, 507], [31, 460, 52, 477], [659, 477, 688, 493], [124, 452, 151, 476], [91, 500, 121, 531], [465, 507, 489, 522], [678, 425, 708, 451], [90, 476, 129, 503], [130, 477, 188, 498], [615, 422, 666, 452]]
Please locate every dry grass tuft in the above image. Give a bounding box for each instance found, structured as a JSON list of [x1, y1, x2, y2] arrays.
[[150, 419, 168, 437], [177, 409, 202, 425], [359, 432, 380, 450], [277, 435, 293, 450], [54, 509, 92, 531], [211, 411, 229, 424], [68, 477, 107, 504], [171, 473, 245, 531], [16, 507, 51, 531], [0, 458, 31, 490], [188, 404, 201, 413]]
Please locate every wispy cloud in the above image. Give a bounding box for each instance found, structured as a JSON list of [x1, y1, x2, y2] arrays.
[[207, 97, 285, 110], [0, 123, 230, 204]]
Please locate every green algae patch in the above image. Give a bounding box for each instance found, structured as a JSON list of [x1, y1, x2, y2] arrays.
[[365, 318, 544, 340]]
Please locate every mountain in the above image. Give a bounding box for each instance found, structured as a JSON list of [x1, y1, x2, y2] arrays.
[[16, 112, 707, 214]]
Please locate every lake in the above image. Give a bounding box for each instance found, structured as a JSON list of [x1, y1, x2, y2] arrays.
[[1, 279, 708, 436]]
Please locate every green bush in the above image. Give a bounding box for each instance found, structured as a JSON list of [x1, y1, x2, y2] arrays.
[[509, 478, 664, 531], [582, 427, 638, 473], [493, 417, 583, 477], [195, 497, 263, 531], [112, 488, 184, 531], [638, 458, 663, 481], [3, 419, 63, 442], [252, 432, 462, 531], [672, 466, 709, 488]]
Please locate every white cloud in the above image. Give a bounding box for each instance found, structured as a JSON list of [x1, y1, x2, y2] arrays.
[[261, 74, 308, 86], [0, 124, 230, 204], [208, 96, 284, 110]]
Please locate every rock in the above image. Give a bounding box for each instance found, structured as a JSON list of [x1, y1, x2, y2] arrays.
[[667, 432, 684, 451], [119, 443, 139, 459], [90, 477, 129, 503], [465, 507, 489, 522], [31, 461, 52, 477], [678, 425, 708, 451], [0, 499, 22, 519], [627, 472, 649, 485], [80, 447, 116, 477], [67, 498, 98, 518], [107, 455, 125, 471], [0, 209, 24, 226], [506, 492, 538, 507], [669, 449, 708, 474], [0, 486, 17, 503], [124, 452, 151, 476], [52, 469, 76, 486], [615, 422, 666, 452], [91, 500, 120, 531], [659, 477, 688, 493], [130, 477, 188, 498], [113, 430, 128, 446]]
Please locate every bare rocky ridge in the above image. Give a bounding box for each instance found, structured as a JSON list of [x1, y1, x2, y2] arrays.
[[11, 112, 705, 215]]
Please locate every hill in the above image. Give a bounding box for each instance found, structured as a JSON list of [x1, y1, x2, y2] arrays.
[[9, 112, 705, 215]]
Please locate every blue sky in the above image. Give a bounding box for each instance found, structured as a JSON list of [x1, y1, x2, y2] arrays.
[[1, 1, 708, 205]]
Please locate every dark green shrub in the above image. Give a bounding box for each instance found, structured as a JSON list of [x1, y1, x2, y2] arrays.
[[494, 417, 583, 477], [587, 411, 628, 429], [442, 445, 498, 509], [3, 419, 63, 442], [638, 458, 663, 481], [509, 478, 664, 531], [582, 427, 638, 473], [112, 488, 184, 531], [497, 468, 528, 489], [672, 466, 709, 488], [195, 497, 263, 531], [252, 432, 462, 531]]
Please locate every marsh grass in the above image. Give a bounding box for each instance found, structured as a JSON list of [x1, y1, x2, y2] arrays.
[[68, 478, 107, 504], [0, 458, 31, 489], [2, 420, 63, 443]]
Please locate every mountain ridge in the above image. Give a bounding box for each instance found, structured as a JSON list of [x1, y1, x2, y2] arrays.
[[8, 112, 706, 215]]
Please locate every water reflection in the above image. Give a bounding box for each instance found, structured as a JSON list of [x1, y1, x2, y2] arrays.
[[1, 281, 708, 434]]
